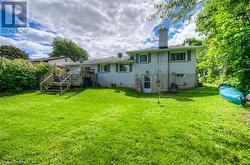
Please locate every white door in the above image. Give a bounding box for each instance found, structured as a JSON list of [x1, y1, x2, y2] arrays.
[[143, 75, 151, 93]]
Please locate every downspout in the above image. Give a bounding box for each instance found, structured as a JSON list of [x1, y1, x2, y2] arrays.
[[157, 52, 159, 79], [167, 51, 170, 90]]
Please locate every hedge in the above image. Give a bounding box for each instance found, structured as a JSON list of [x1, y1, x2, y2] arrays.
[[0, 57, 53, 92]]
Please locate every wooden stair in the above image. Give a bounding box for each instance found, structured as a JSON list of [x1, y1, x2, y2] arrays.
[[40, 74, 72, 95]]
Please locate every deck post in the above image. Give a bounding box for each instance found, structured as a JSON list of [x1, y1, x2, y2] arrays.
[[60, 85, 62, 95]]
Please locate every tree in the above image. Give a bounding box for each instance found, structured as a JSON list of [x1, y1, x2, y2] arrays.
[[50, 37, 88, 62], [183, 38, 203, 46], [0, 45, 29, 59], [182, 38, 204, 81], [151, 0, 250, 92], [149, 0, 201, 24]]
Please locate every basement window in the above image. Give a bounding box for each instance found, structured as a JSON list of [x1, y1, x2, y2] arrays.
[[176, 74, 185, 78], [170, 52, 187, 62]]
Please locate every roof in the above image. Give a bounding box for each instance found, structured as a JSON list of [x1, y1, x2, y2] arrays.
[[63, 62, 81, 66], [126, 46, 205, 54], [83, 56, 133, 65], [27, 56, 68, 62]]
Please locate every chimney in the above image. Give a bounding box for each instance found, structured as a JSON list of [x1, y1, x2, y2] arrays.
[[159, 28, 168, 49]]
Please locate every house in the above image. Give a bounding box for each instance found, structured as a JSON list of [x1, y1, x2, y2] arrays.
[[82, 28, 203, 93], [62, 62, 82, 74], [27, 56, 74, 66]]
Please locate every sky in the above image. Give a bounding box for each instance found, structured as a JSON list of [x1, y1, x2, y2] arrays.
[[0, 0, 201, 59]]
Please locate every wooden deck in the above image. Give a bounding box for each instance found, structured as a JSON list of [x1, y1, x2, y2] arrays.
[[40, 68, 97, 95], [40, 74, 81, 95]]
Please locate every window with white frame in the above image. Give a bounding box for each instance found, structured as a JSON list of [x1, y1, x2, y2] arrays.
[[100, 64, 110, 72], [119, 64, 130, 72], [139, 54, 148, 63], [170, 52, 187, 62]]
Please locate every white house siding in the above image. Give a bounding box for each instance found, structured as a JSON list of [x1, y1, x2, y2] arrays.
[[63, 65, 82, 85], [91, 64, 135, 88], [132, 52, 169, 92], [133, 50, 197, 92], [48, 58, 74, 66], [68, 65, 81, 75], [91, 53, 168, 90], [85, 49, 197, 92], [168, 49, 196, 89]]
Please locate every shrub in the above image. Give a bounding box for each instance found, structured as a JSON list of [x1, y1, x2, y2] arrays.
[[0, 58, 53, 92], [35, 62, 53, 82]]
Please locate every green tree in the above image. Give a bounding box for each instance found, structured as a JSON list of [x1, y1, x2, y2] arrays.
[[151, 0, 250, 92], [183, 38, 203, 46], [0, 45, 29, 59], [181, 38, 204, 81], [50, 37, 88, 62]]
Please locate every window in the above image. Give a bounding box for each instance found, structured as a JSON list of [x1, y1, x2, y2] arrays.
[[139, 54, 148, 63], [119, 64, 130, 72], [65, 58, 68, 62], [170, 52, 187, 62], [100, 64, 110, 72]]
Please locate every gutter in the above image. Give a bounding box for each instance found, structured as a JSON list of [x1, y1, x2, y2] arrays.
[[126, 46, 205, 55]]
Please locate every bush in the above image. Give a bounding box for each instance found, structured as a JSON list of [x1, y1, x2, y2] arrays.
[[0, 58, 53, 92], [34, 63, 53, 83]]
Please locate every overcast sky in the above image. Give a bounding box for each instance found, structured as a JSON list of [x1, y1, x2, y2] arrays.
[[0, 0, 200, 59]]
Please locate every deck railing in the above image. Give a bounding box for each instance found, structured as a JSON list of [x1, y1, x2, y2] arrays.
[[59, 73, 72, 95], [40, 74, 53, 91], [40, 73, 81, 94]]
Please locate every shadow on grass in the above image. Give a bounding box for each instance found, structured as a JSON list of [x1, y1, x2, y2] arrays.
[[34, 88, 87, 99], [0, 90, 37, 98], [242, 103, 250, 110], [39, 86, 250, 107], [64, 88, 87, 99], [132, 86, 217, 100], [85, 86, 218, 102], [1, 86, 249, 108], [35, 91, 58, 96]]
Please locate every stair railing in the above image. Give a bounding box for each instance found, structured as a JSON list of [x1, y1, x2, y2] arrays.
[[59, 73, 72, 95], [40, 74, 53, 91]]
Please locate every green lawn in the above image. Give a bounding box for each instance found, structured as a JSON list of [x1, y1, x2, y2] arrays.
[[0, 87, 249, 164]]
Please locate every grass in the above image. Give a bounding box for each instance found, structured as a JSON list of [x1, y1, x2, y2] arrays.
[[0, 86, 249, 164]]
